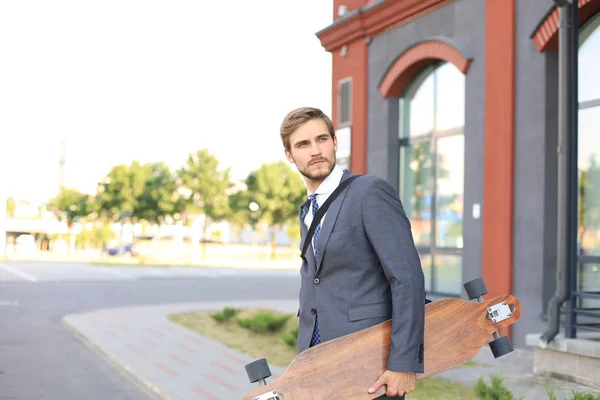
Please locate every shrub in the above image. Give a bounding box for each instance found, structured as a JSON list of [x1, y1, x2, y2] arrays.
[[281, 326, 299, 348], [236, 311, 292, 334], [475, 374, 520, 400], [210, 307, 240, 323]]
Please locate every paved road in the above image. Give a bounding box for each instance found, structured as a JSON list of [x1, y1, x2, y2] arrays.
[[0, 261, 300, 400]]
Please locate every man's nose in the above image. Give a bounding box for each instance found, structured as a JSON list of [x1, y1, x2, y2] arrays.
[[310, 141, 322, 155]]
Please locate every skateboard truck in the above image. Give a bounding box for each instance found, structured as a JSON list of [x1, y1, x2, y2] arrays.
[[463, 278, 515, 358], [244, 358, 282, 400]]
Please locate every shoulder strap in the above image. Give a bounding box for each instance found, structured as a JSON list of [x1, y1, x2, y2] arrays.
[[301, 175, 361, 259]]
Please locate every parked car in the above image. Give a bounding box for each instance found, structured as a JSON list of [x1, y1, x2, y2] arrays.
[[102, 244, 139, 257]]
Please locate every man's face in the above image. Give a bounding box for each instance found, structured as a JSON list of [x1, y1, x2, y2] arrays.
[[285, 118, 337, 184]]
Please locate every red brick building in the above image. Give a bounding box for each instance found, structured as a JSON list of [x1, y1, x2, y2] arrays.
[[315, 0, 600, 346]]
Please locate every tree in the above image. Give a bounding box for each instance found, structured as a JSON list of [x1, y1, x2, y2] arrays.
[[46, 187, 93, 255], [228, 188, 261, 226], [96, 161, 181, 224], [5, 197, 16, 218], [178, 149, 232, 257], [136, 162, 184, 224], [47, 187, 92, 225], [244, 161, 306, 259], [96, 162, 148, 221]]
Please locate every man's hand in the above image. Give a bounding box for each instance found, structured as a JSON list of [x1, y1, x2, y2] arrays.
[[368, 370, 416, 398]]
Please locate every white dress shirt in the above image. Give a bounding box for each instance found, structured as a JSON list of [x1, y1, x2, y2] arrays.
[[303, 164, 344, 229]]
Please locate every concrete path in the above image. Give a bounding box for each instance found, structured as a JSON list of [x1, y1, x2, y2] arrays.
[[63, 301, 600, 400], [62, 300, 296, 400]]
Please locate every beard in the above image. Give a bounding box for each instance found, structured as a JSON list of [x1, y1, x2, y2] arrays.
[[297, 154, 336, 181]]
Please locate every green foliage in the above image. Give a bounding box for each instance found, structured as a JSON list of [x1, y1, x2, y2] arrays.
[[236, 311, 292, 334], [244, 161, 306, 228], [47, 187, 93, 224], [136, 162, 184, 224], [178, 148, 232, 223], [95, 161, 149, 221], [475, 374, 520, 400], [210, 307, 240, 323], [5, 197, 16, 218], [579, 155, 600, 237], [281, 325, 298, 348], [227, 189, 261, 229], [566, 392, 600, 400], [95, 161, 182, 224], [76, 223, 115, 249]]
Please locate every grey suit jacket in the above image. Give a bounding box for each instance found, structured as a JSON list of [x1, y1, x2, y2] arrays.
[[297, 169, 426, 373]]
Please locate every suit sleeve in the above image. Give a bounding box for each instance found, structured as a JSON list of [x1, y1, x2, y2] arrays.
[[361, 177, 426, 373]]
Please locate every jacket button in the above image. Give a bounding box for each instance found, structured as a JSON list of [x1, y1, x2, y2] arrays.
[[311, 308, 317, 315], [314, 278, 320, 284]]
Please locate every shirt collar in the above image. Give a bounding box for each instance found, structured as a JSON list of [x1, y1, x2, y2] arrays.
[[307, 164, 344, 197]]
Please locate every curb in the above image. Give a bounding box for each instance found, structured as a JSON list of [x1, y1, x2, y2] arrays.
[[61, 315, 170, 400]]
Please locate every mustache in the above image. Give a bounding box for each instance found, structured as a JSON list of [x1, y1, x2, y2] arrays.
[[310, 158, 328, 165]]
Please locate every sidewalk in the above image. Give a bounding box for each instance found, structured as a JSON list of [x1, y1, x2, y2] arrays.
[[62, 301, 600, 400]]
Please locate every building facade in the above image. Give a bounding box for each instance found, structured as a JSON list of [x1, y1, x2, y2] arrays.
[[316, 0, 600, 347]]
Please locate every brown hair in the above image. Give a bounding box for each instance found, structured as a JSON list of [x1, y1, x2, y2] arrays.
[[280, 107, 335, 151]]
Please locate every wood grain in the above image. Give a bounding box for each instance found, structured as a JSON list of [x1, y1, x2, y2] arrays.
[[241, 295, 521, 400]]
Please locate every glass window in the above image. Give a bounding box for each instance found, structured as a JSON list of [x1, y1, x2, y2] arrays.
[[435, 63, 466, 131], [433, 254, 462, 294], [399, 142, 433, 247], [578, 106, 600, 256], [398, 62, 466, 296], [578, 15, 600, 258], [435, 134, 465, 248], [578, 263, 600, 309], [578, 13, 600, 104], [576, 14, 600, 312]]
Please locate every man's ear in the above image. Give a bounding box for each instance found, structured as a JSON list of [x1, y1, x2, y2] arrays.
[[334, 135, 338, 152], [285, 149, 295, 164]]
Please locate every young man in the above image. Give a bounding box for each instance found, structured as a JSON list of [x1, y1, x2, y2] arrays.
[[280, 107, 426, 399]]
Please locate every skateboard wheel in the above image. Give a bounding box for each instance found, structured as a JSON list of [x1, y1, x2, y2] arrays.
[[245, 358, 272, 383], [463, 278, 488, 300], [489, 335, 514, 358]]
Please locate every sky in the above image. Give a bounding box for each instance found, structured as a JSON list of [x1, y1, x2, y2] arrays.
[[0, 0, 333, 203]]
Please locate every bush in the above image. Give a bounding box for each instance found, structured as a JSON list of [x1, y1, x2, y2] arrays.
[[475, 374, 520, 400], [566, 393, 600, 400], [210, 307, 240, 323], [236, 311, 292, 334], [281, 326, 299, 348]]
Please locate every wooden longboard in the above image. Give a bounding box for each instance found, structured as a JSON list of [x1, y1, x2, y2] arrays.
[[241, 295, 521, 400]]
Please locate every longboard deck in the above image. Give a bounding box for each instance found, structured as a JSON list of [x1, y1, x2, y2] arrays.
[[241, 295, 521, 400]]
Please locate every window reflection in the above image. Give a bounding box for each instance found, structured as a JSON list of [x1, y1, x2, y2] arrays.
[[435, 63, 466, 131], [400, 67, 435, 138], [578, 106, 600, 256], [398, 61, 465, 295], [400, 142, 432, 247], [433, 254, 462, 294], [578, 263, 600, 309], [436, 135, 465, 248], [579, 13, 600, 104]]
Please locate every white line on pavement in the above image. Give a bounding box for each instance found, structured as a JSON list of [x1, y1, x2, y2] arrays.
[[0, 264, 39, 282], [104, 269, 134, 279], [0, 300, 19, 306]]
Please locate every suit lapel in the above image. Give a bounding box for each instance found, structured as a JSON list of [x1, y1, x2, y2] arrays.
[[299, 198, 309, 263], [315, 170, 354, 274]]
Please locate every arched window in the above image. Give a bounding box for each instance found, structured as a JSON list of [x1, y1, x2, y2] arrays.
[[398, 61, 465, 296], [577, 12, 600, 304]]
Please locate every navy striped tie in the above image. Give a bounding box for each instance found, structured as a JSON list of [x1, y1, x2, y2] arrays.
[[309, 194, 321, 346]]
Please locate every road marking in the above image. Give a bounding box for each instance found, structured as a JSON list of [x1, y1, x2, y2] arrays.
[[1, 264, 38, 282], [0, 300, 19, 306], [102, 269, 134, 279]]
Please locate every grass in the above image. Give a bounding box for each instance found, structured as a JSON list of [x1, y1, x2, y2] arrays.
[[168, 307, 480, 400]]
